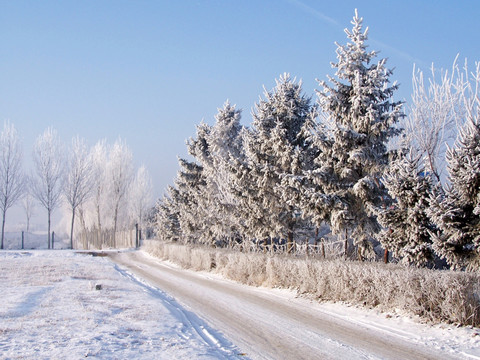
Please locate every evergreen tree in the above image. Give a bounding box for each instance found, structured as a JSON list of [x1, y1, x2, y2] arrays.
[[174, 157, 208, 245], [155, 186, 181, 242], [231, 74, 314, 252], [377, 152, 435, 266], [429, 119, 480, 270], [185, 122, 219, 245], [315, 10, 403, 258], [205, 102, 244, 246], [156, 104, 244, 247]]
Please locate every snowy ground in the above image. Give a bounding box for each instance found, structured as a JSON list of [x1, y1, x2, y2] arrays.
[[0, 250, 244, 359], [1, 250, 479, 359]]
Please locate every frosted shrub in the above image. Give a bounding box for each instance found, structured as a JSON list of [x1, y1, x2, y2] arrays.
[[142, 240, 480, 326]]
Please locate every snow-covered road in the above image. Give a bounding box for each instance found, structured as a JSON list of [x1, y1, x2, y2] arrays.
[[110, 251, 479, 360]]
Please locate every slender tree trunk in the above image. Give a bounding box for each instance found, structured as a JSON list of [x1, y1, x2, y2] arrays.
[[96, 204, 102, 236], [1, 209, 6, 250], [78, 207, 87, 234], [427, 153, 441, 184], [321, 238, 326, 259], [113, 203, 119, 248], [384, 228, 393, 264], [287, 229, 293, 254], [47, 210, 51, 249], [70, 209, 76, 249]]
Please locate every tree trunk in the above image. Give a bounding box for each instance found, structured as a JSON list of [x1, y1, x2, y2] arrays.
[[1, 209, 6, 250], [357, 246, 363, 261], [384, 248, 389, 264], [321, 238, 326, 259], [96, 204, 102, 236], [113, 203, 119, 248], [47, 210, 51, 249], [78, 207, 87, 234], [287, 230, 293, 254], [70, 209, 76, 249], [344, 229, 348, 259]]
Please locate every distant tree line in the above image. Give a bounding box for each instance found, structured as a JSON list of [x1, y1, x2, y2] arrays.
[[0, 126, 153, 250], [154, 11, 480, 271]]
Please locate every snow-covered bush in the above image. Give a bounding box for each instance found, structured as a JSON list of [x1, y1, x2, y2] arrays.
[[143, 240, 480, 326]]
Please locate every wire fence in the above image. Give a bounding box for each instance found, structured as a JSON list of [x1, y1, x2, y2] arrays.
[[76, 228, 138, 250], [216, 239, 346, 259]]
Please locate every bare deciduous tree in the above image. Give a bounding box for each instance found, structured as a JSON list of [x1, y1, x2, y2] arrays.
[[107, 138, 134, 246], [405, 57, 467, 183], [64, 136, 92, 249], [0, 121, 24, 249], [21, 185, 35, 236], [90, 139, 108, 234], [31, 128, 64, 249], [129, 165, 153, 236]]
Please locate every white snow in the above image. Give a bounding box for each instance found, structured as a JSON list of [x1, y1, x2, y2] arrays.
[[0, 250, 243, 359], [1, 250, 479, 359]]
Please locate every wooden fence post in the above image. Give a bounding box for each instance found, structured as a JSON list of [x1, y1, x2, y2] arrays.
[[135, 223, 139, 249]]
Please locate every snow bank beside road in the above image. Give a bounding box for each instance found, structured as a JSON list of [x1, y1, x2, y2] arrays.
[[0, 250, 244, 359]]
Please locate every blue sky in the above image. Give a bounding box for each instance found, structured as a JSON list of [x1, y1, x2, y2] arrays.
[[1, 0, 479, 200]]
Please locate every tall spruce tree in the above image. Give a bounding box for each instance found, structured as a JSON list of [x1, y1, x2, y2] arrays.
[[155, 186, 181, 242], [173, 157, 208, 245], [377, 152, 435, 266], [205, 102, 244, 246], [315, 10, 403, 258], [231, 74, 314, 252], [429, 119, 480, 270]]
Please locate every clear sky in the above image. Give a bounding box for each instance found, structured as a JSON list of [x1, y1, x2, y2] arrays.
[[1, 0, 479, 202]]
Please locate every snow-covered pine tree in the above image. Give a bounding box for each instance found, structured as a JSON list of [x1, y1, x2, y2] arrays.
[[173, 157, 208, 245], [209, 101, 243, 163], [205, 102, 244, 246], [155, 186, 181, 242], [231, 73, 314, 252], [185, 121, 225, 246], [280, 108, 342, 247], [377, 152, 435, 266], [315, 10, 403, 258], [429, 118, 480, 270]]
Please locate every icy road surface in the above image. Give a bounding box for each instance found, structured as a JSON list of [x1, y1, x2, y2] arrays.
[[110, 250, 480, 360]]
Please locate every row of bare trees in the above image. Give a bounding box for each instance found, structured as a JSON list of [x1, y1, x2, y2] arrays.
[[0, 125, 153, 249]]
